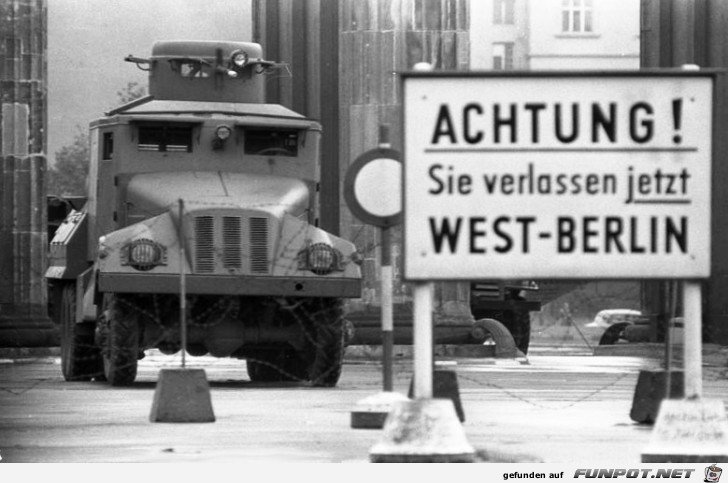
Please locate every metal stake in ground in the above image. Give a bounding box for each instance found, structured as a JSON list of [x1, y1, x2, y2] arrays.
[[149, 198, 215, 423], [179, 199, 187, 368]]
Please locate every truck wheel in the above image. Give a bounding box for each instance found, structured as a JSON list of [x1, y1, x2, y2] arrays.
[[246, 358, 282, 382], [598, 323, 629, 345], [301, 299, 345, 388], [246, 349, 305, 382], [59, 284, 103, 381], [101, 295, 140, 386]]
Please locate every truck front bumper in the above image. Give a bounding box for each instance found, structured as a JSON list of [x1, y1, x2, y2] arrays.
[[98, 273, 362, 298]]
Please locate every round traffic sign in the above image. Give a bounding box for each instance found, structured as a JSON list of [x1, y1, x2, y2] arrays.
[[344, 148, 402, 227]]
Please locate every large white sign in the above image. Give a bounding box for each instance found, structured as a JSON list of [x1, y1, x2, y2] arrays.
[[403, 73, 713, 280]]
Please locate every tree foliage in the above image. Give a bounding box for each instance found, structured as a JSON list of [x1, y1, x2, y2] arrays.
[[48, 81, 148, 196], [47, 129, 89, 196], [116, 81, 147, 105]]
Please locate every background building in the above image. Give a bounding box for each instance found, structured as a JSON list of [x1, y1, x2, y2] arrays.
[[470, 0, 529, 70], [529, 0, 639, 69], [471, 0, 640, 71]]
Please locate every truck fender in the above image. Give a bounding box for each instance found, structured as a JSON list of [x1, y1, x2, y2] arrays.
[[472, 318, 519, 358], [76, 266, 97, 323], [46, 210, 89, 281]]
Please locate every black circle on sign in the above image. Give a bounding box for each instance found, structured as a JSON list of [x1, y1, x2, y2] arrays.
[[343, 148, 402, 228]]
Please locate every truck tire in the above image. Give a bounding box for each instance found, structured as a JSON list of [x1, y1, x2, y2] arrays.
[[59, 284, 103, 381], [246, 348, 306, 383], [472, 318, 518, 358], [302, 298, 345, 388], [101, 294, 140, 386], [246, 358, 283, 382], [598, 323, 629, 345]]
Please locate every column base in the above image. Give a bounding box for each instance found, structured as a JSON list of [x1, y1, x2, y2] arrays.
[[0, 310, 58, 347]]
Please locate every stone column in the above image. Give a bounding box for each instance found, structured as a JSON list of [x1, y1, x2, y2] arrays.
[[0, 0, 57, 347], [339, 0, 472, 330]]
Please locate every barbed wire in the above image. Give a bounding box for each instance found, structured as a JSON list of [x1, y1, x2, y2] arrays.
[[457, 371, 633, 410], [0, 378, 54, 396]]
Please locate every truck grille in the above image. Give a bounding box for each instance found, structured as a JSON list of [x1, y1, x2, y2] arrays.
[[194, 216, 215, 273], [193, 215, 270, 274], [249, 217, 269, 273], [222, 216, 242, 268]]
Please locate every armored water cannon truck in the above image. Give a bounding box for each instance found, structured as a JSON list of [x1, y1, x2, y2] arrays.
[[46, 40, 362, 386]]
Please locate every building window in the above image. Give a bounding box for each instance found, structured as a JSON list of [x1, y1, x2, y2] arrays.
[[562, 0, 593, 33], [494, 0, 515, 25], [2, 36, 21, 80], [493, 43, 514, 70]]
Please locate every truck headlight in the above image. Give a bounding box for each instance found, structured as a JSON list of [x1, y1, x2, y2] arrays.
[[213, 124, 232, 150], [298, 243, 343, 275], [123, 239, 166, 271]]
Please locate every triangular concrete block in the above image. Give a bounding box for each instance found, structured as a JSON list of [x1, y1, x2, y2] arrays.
[[351, 391, 410, 429], [630, 370, 684, 424], [642, 398, 728, 462], [369, 398, 474, 463], [150, 368, 215, 423], [409, 369, 465, 422]]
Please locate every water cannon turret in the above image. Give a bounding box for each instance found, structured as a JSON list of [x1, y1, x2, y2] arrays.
[[124, 40, 285, 104]]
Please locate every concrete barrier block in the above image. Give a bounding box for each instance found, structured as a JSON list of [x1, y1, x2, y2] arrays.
[[351, 391, 410, 429], [150, 368, 215, 423], [630, 370, 684, 424], [369, 398, 474, 463], [642, 398, 728, 462], [409, 369, 465, 422]]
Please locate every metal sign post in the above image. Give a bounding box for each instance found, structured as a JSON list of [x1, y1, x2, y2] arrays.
[[682, 281, 702, 399], [345, 131, 409, 429], [411, 282, 433, 399]]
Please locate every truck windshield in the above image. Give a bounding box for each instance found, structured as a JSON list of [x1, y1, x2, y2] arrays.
[[169, 59, 211, 78], [244, 128, 298, 157], [138, 122, 194, 152]]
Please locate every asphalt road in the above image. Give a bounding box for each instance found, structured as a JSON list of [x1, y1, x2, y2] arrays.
[[0, 345, 726, 464]]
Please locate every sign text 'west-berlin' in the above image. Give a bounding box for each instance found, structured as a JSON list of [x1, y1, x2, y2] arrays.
[[403, 74, 713, 280]]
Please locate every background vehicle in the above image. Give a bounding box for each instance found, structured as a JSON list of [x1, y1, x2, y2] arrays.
[[588, 308, 686, 347], [46, 40, 362, 387], [587, 308, 646, 346], [469, 280, 540, 355]]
